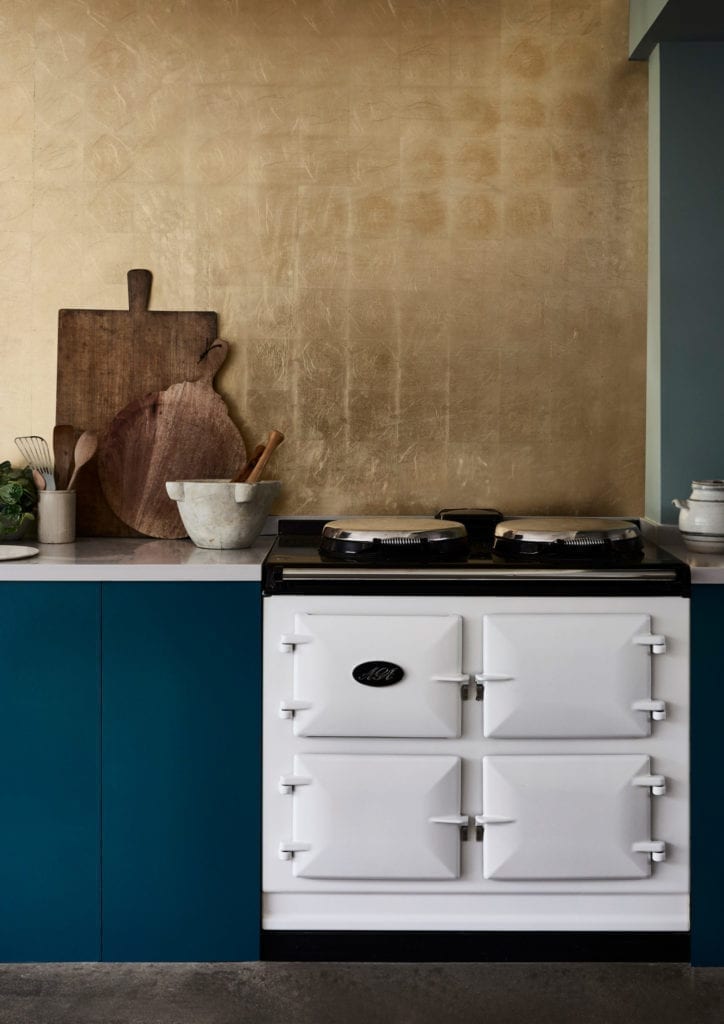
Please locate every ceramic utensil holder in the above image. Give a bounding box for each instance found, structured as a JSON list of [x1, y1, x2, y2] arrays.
[[38, 489, 76, 544]]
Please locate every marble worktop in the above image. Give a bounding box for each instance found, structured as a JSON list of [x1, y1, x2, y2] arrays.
[[0, 536, 275, 581], [3, 519, 724, 585], [643, 521, 724, 584]]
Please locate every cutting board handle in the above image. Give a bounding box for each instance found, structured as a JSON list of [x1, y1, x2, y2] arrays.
[[128, 269, 152, 314], [196, 338, 228, 382]]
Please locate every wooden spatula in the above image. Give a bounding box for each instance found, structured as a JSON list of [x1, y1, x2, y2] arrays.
[[53, 424, 76, 490], [246, 430, 285, 484], [67, 431, 98, 491]]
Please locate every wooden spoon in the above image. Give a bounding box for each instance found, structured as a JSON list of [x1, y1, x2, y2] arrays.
[[32, 468, 46, 491], [230, 443, 266, 483], [67, 431, 98, 491], [53, 424, 76, 490], [246, 430, 285, 484]]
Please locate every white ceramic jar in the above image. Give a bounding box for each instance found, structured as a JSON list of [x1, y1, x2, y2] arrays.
[[673, 480, 724, 552]]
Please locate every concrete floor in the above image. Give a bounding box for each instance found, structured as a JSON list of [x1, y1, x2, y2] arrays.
[[0, 963, 722, 1024]]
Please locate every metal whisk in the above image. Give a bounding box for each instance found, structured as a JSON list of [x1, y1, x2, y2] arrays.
[[14, 435, 56, 490]]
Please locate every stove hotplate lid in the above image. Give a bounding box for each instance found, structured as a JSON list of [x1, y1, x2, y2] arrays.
[[494, 517, 640, 543], [323, 517, 467, 542], [493, 517, 642, 557], [320, 516, 468, 560]]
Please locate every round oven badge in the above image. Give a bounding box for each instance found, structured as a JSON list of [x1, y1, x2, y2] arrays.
[[352, 661, 405, 686]]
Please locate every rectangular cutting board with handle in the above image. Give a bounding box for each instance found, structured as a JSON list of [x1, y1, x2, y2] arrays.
[[57, 269, 219, 536]]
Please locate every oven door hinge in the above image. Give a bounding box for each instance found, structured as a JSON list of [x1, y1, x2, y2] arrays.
[[631, 698, 667, 722], [633, 633, 667, 655], [632, 773, 667, 796], [279, 633, 313, 653], [279, 699, 312, 720], [431, 673, 472, 699], [279, 840, 311, 861], [632, 840, 667, 863], [429, 813, 473, 841], [279, 773, 312, 795], [472, 673, 513, 700]]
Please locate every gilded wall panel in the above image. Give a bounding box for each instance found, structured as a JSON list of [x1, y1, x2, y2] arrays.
[[0, 0, 646, 515]]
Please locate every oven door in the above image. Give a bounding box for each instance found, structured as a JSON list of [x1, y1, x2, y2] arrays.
[[281, 754, 465, 879], [480, 613, 664, 737], [283, 613, 466, 737], [479, 754, 665, 880]]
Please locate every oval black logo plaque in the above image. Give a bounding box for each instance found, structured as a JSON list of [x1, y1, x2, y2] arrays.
[[353, 661, 405, 686]]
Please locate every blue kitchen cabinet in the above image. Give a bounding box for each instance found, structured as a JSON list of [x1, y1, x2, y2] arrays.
[[101, 582, 261, 961], [690, 584, 724, 966], [0, 583, 101, 961]]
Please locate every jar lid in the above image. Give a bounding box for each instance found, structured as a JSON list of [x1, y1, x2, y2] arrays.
[[692, 479, 724, 490]]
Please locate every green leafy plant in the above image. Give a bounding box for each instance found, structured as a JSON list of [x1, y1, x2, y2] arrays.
[[0, 461, 36, 540]]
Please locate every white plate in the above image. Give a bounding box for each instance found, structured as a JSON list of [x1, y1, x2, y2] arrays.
[[0, 545, 39, 561]]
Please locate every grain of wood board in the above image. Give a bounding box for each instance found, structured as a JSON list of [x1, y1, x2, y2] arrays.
[[98, 339, 247, 539], [56, 269, 224, 536]]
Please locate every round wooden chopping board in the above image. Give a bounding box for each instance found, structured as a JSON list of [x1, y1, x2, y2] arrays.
[[98, 339, 247, 539]]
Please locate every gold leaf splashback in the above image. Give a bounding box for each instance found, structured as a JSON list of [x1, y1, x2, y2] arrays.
[[0, 0, 646, 517]]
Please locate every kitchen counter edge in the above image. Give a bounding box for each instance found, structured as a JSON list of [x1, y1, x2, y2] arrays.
[[5, 520, 723, 584], [0, 536, 275, 581], [642, 520, 724, 584]]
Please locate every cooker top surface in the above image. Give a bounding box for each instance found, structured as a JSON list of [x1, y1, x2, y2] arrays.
[[266, 514, 681, 571]]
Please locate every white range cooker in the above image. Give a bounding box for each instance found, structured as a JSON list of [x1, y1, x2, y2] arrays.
[[261, 512, 690, 960]]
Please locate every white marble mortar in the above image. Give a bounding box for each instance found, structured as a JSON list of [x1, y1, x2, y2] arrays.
[[166, 479, 281, 549]]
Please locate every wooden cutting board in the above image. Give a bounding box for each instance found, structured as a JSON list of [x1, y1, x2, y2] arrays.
[[97, 339, 247, 539], [56, 269, 220, 536]]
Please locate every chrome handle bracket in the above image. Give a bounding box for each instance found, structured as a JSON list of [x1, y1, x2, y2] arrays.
[[633, 633, 667, 655], [473, 673, 513, 700], [632, 773, 667, 796], [430, 813, 472, 842], [279, 840, 311, 861], [631, 698, 667, 722], [279, 774, 312, 795], [432, 673, 471, 699], [279, 700, 312, 720], [279, 633, 312, 653], [632, 839, 666, 863]]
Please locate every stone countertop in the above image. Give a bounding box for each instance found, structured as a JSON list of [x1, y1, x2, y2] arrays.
[[6, 519, 724, 585], [0, 536, 275, 581], [643, 522, 724, 584]]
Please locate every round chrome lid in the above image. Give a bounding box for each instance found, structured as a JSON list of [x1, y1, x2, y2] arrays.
[[322, 517, 467, 543], [494, 517, 641, 544]]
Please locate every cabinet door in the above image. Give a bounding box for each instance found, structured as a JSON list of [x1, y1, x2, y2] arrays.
[[287, 613, 465, 737], [481, 613, 656, 737], [0, 582, 100, 961], [285, 754, 463, 880], [101, 583, 260, 961], [481, 755, 660, 881]]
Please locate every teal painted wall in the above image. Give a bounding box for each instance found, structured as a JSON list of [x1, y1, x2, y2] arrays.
[[651, 43, 724, 522]]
